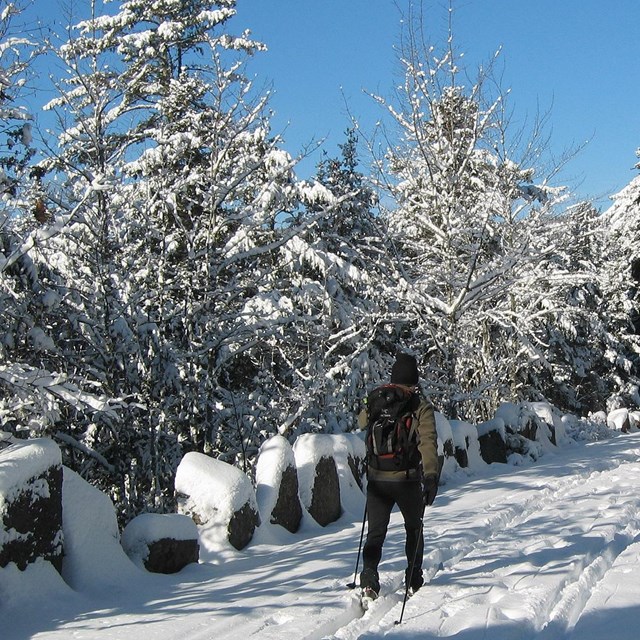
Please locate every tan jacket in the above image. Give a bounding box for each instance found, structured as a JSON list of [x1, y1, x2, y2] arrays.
[[359, 385, 439, 482]]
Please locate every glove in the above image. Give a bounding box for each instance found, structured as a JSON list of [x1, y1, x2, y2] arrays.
[[422, 474, 438, 507]]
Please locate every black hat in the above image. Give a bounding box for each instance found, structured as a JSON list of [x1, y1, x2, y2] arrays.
[[391, 352, 419, 385]]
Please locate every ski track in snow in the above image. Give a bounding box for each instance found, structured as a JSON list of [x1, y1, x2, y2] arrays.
[[328, 442, 640, 640], [237, 441, 640, 640]]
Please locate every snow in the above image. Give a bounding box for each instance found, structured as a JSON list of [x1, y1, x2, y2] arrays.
[[174, 451, 258, 559], [0, 438, 60, 506], [60, 468, 146, 593], [4, 425, 640, 639]]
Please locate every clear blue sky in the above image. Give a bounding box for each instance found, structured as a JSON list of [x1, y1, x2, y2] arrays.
[[235, 0, 640, 209], [21, 0, 640, 210]]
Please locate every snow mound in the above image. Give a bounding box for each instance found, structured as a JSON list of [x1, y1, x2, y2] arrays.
[[62, 468, 146, 593]]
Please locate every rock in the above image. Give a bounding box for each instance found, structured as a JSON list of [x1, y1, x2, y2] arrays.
[[477, 418, 508, 464], [0, 439, 63, 572], [268, 465, 303, 533], [122, 513, 199, 574], [308, 456, 341, 526], [294, 434, 342, 527], [256, 435, 303, 533], [175, 452, 260, 552]]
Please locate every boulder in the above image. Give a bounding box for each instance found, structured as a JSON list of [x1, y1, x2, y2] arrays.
[[256, 436, 303, 533], [175, 452, 260, 553], [122, 513, 199, 574], [0, 439, 63, 572], [477, 418, 508, 464], [450, 420, 487, 471], [324, 434, 366, 515], [293, 434, 341, 527]]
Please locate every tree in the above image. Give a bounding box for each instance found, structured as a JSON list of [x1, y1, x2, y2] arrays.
[[0, 1, 120, 439], [368, 4, 586, 420], [598, 154, 640, 410], [35, 0, 367, 519]]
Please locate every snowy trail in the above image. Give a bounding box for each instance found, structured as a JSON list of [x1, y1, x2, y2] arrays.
[[5, 433, 640, 639], [188, 434, 640, 640], [348, 437, 640, 640]]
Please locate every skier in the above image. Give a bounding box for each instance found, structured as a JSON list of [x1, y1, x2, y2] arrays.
[[358, 351, 439, 604]]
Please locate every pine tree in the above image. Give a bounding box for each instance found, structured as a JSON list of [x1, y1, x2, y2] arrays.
[[599, 154, 640, 410], [36, 0, 360, 517], [267, 129, 403, 434]]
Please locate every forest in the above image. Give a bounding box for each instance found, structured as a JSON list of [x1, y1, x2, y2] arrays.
[[1, 0, 639, 525]]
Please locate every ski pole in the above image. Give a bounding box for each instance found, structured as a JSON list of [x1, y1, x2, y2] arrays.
[[395, 519, 424, 625], [347, 502, 368, 589]]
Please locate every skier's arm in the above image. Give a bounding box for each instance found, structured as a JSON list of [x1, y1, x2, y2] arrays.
[[416, 400, 439, 479]]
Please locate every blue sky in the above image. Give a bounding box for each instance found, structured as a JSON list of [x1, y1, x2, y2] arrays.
[[235, 0, 640, 209], [20, 0, 640, 209]]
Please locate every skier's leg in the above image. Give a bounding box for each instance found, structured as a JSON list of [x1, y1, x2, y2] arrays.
[[395, 481, 424, 590], [360, 480, 393, 593]]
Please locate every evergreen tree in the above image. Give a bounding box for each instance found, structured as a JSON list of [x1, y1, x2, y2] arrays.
[[599, 154, 640, 410], [35, 0, 361, 517], [269, 129, 403, 435]]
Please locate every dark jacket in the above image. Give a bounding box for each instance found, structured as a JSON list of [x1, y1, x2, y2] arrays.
[[359, 384, 439, 482]]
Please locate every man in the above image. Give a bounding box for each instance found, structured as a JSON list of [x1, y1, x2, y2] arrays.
[[358, 351, 439, 601]]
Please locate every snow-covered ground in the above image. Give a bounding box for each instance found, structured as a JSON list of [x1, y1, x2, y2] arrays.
[[3, 429, 640, 639]]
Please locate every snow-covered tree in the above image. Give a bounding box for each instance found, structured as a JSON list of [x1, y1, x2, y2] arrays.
[[508, 201, 609, 414], [598, 154, 640, 410], [0, 1, 35, 208], [262, 129, 405, 435], [0, 2, 118, 438], [369, 7, 585, 420], [33, 0, 377, 519]]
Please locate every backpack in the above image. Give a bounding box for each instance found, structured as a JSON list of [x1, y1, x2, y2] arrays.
[[365, 384, 420, 472]]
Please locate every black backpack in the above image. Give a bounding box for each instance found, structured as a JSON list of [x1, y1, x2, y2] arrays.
[[365, 384, 420, 471]]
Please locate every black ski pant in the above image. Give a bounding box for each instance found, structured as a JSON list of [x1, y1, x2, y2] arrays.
[[360, 478, 423, 591]]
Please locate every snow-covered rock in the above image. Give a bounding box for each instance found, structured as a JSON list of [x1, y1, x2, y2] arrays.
[[121, 513, 199, 574], [608, 407, 631, 432], [175, 452, 260, 555], [450, 420, 487, 472], [293, 434, 342, 526], [0, 438, 63, 572], [322, 433, 366, 516], [256, 435, 303, 533], [435, 412, 459, 482], [476, 417, 508, 464]]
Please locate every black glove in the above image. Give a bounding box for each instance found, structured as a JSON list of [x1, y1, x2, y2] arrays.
[[422, 474, 438, 507]]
